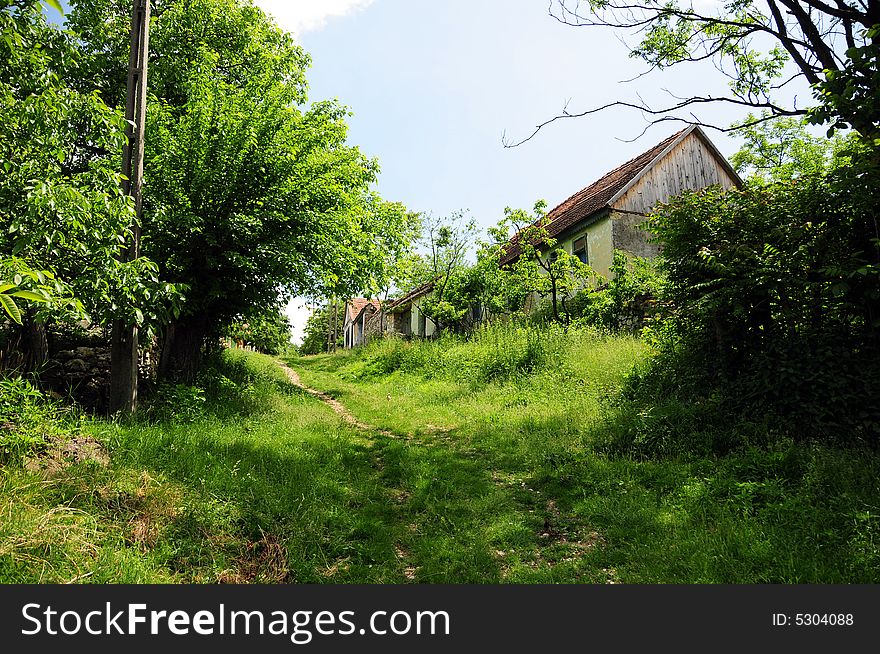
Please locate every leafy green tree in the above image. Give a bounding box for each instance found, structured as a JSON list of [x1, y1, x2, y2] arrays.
[[299, 302, 344, 355], [731, 114, 862, 181], [0, 0, 177, 370], [68, 0, 411, 379], [222, 306, 292, 356], [397, 212, 478, 333], [493, 201, 596, 325]]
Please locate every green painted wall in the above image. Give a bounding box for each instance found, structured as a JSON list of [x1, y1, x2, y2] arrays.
[[556, 215, 614, 278]]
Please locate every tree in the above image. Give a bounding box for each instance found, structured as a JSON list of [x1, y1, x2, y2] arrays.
[[645, 161, 880, 438], [0, 0, 177, 372], [68, 0, 411, 380], [299, 302, 344, 355], [730, 113, 862, 181], [222, 306, 292, 355], [492, 201, 596, 325], [508, 1, 880, 145], [398, 211, 478, 333]]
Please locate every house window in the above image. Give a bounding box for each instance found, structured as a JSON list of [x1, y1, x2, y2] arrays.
[[573, 236, 588, 264]]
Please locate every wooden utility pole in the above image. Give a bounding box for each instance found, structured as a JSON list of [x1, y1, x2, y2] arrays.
[[110, 0, 150, 414]]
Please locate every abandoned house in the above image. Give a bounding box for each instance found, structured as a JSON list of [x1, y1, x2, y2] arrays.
[[343, 298, 381, 349], [363, 281, 437, 343], [499, 125, 741, 277], [345, 126, 740, 346]]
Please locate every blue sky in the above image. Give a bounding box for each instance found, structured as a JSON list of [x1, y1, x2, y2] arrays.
[[50, 1, 811, 342]]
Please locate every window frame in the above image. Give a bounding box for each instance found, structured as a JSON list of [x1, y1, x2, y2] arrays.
[[572, 235, 588, 265]]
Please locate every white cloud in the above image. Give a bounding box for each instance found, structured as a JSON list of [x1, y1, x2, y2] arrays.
[[253, 0, 375, 36]]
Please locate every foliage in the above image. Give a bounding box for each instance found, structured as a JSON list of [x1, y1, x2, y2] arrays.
[[731, 113, 863, 182], [222, 307, 292, 356], [299, 301, 345, 356], [66, 0, 410, 376], [395, 211, 479, 332], [566, 251, 663, 330], [143, 382, 206, 424], [635, 152, 880, 444], [0, 259, 56, 325], [492, 201, 597, 324], [0, 0, 179, 330], [0, 376, 78, 463], [544, 1, 880, 142]]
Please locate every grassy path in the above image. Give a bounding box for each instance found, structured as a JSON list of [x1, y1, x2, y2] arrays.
[[3, 343, 877, 583], [284, 352, 630, 584], [278, 361, 393, 436], [286, 341, 880, 584]]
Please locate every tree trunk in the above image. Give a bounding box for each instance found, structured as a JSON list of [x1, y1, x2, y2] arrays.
[[15, 310, 49, 374], [550, 277, 562, 324], [158, 316, 208, 383]]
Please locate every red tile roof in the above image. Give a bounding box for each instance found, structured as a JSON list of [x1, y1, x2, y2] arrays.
[[499, 127, 690, 265], [347, 298, 380, 322]]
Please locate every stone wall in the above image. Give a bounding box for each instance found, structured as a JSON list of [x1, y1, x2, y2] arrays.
[[43, 344, 112, 411]]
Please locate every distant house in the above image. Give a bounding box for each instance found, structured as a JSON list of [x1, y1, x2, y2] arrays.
[[343, 298, 380, 349], [365, 281, 437, 341], [499, 125, 741, 277]]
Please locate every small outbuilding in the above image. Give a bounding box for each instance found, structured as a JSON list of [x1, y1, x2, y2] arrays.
[[343, 298, 381, 349]]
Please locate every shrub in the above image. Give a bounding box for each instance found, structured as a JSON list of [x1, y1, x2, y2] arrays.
[[572, 252, 663, 331], [0, 377, 75, 463], [604, 155, 880, 452], [144, 383, 206, 423]]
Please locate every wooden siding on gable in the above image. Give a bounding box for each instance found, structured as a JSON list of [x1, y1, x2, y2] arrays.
[[612, 130, 739, 216]]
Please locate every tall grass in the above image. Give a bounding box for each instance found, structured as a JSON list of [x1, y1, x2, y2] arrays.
[[1, 348, 403, 583], [0, 377, 81, 463], [292, 325, 880, 582], [343, 323, 640, 387]]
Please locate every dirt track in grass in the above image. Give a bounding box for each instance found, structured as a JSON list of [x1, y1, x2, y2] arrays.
[[277, 361, 395, 437]]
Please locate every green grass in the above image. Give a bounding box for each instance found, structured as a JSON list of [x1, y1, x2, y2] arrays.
[[1, 328, 878, 583], [0, 350, 415, 583], [288, 326, 880, 583]]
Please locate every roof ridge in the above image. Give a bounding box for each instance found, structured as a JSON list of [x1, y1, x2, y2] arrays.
[[499, 127, 690, 264], [542, 127, 688, 221]]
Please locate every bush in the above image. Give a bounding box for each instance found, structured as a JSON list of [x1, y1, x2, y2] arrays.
[[0, 377, 76, 463], [144, 383, 206, 423], [571, 252, 663, 331], [603, 157, 880, 453]]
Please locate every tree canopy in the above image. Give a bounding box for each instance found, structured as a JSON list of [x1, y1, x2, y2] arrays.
[[0, 0, 177, 337], [63, 0, 411, 378]]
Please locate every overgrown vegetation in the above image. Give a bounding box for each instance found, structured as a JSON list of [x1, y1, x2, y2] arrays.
[[1, 321, 877, 583], [0, 377, 79, 463], [290, 327, 880, 583], [0, 349, 399, 583], [1, 0, 409, 385], [614, 143, 880, 452]]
